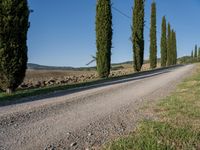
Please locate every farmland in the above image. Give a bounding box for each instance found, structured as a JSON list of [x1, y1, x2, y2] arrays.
[[21, 62, 159, 89]]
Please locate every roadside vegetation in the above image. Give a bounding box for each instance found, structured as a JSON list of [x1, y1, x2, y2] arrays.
[[179, 45, 200, 64], [103, 64, 200, 150]]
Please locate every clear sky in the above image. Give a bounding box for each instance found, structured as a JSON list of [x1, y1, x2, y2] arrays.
[[28, 0, 200, 67]]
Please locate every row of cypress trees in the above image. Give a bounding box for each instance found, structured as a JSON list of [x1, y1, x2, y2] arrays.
[[0, 0, 30, 93], [96, 0, 146, 75], [166, 24, 177, 66], [96, 0, 178, 78], [191, 45, 200, 59], [95, 0, 145, 77], [151, 3, 177, 68], [160, 16, 167, 67]]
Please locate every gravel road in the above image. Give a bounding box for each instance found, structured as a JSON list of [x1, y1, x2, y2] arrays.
[[0, 65, 195, 150]]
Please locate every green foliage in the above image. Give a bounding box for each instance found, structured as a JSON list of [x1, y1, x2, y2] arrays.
[[171, 31, 177, 65], [0, 0, 30, 93], [184, 48, 200, 64], [167, 25, 177, 66], [132, 0, 145, 72], [191, 50, 194, 58], [149, 2, 157, 69], [167, 23, 172, 66], [103, 121, 199, 150], [96, 0, 112, 78], [174, 32, 177, 64], [194, 45, 198, 58], [160, 16, 167, 67], [178, 56, 194, 64]]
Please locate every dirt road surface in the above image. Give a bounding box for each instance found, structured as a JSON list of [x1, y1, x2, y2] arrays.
[[0, 65, 195, 150]]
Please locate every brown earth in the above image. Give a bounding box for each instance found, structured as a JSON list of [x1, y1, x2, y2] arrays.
[[20, 63, 160, 89]]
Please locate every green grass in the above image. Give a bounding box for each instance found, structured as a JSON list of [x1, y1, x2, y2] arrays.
[[103, 64, 200, 150], [104, 121, 199, 150]]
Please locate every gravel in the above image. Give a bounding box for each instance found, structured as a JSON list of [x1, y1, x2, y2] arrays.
[[0, 65, 195, 150]]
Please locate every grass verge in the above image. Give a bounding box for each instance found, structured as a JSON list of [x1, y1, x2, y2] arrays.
[[103, 64, 200, 150]]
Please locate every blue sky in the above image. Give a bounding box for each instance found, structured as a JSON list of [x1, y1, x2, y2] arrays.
[[28, 0, 200, 67]]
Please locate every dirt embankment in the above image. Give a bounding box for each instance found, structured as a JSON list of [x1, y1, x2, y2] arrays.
[[20, 63, 155, 89]]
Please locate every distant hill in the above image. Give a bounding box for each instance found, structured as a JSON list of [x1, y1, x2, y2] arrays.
[[28, 63, 98, 71], [27, 63, 126, 71], [28, 63, 76, 70], [27, 59, 161, 71]]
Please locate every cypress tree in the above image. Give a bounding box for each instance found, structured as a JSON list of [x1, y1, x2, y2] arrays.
[[149, 1, 157, 69], [174, 31, 177, 64], [167, 23, 172, 66], [198, 48, 200, 60], [191, 50, 194, 58], [132, 0, 145, 72], [170, 30, 174, 65], [194, 45, 198, 58], [160, 16, 167, 67], [96, 0, 112, 78], [171, 31, 177, 65], [0, 0, 30, 93]]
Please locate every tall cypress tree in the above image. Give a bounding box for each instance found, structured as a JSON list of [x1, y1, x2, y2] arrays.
[[170, 29, 174, 65], [0, 0, 30, 93], [194, 45, 198, 58], [171, 30, 177, 65], [191, 50, 194, 58], [174, 31, 177, 64], [132, 0, 145, 72], [198, 48, 200, 59], [167, 23, 172, 66], [160, 16, 167, 67], [149, 1, 157, 69], [96, 0, 112, 78]]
